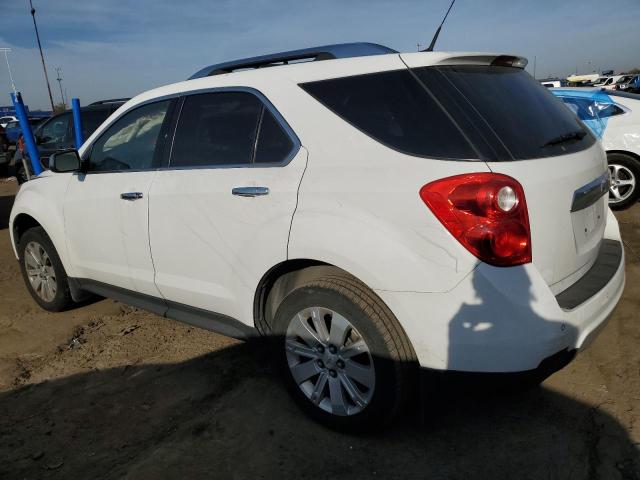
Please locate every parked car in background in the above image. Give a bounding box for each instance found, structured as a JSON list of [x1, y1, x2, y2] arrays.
[[601, 75, 624, 91], [0, 115, 17, 128], [13, 99, 128, 183], [552, 89, 640, 209], [9, 44, 624, 430], [614, 75, 634, 90], [4, 117, 48, 144], [592, 76, 613, 87], [541, 80, 565, 88], [616, 75, 640, 93]]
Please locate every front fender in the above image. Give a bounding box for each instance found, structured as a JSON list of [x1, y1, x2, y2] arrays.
[[9, 173, 74, 276]]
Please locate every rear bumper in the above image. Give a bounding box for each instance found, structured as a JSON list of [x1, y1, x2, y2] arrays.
[[377, 216, 625, 373]]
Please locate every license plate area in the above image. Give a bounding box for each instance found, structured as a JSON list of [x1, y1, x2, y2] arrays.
[[571, 195, 606, 256]]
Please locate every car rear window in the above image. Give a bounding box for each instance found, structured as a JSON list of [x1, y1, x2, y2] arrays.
[[301, 65, 594, 161], [300, 70, 477, 160], [413, 65, 595, 160]]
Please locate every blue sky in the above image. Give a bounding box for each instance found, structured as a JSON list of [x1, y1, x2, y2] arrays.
[[0, 0, 638, 110]]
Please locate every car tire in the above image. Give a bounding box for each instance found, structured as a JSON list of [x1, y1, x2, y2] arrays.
[[607, 152, 640, 210], [270, 268, 416, 431], [18, 226, 74, 312]]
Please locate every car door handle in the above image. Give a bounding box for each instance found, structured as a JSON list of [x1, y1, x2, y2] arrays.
[[120, 192, 144, 201], [231, 186, 269, 197]]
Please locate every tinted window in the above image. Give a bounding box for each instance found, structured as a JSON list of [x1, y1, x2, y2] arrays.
[[414, 66, 594, 160], [301, 70, 475, 159], [89, 100, 169, 172], [255, 109, 294, 163], [78, 110, 111, 141], [5, 121, 18, 129], [171, 92, 262, 167], [39, 113, 72, 148]]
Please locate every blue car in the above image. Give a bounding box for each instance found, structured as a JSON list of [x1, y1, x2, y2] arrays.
[[4, 117, 47, 144]]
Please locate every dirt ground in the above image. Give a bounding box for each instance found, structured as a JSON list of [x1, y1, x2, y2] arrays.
[[0, 178, 638, 480]]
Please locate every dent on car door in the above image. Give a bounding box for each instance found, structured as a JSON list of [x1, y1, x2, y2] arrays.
[[148, 91, 306, 325], [64, 99, 174, 295]]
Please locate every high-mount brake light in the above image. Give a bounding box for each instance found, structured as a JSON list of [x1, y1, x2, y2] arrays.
[[419, 173, 532, 267], [491, 55, 528, 69]]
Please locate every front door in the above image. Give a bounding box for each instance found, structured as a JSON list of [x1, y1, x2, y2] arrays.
[[149, 91, 306, 324], [64, 99, 173, 296]]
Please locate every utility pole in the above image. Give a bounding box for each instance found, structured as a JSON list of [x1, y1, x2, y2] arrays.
[[533, 56, 537, 79], [55, 67, 66, 108], [0, 48, 17, 94], [29, 0, 55, 111]]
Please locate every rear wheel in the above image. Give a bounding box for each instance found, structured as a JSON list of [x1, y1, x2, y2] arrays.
[[608, 153, 640, 210], [18, 227, 73, 311], [270, 268, 416, 431]]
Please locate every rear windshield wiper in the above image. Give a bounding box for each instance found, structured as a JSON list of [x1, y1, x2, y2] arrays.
[[541, 130, 587, 148]]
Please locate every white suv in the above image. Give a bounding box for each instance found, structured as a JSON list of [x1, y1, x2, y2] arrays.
[[9, 43, 625, 430]]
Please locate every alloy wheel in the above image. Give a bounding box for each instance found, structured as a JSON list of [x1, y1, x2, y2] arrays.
[[285, 306, 375, 416], [24, 241, 57, 303], [609, 163, 636, 204]]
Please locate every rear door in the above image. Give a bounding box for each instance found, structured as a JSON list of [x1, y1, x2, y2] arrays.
[[148, 90, 306, 323], [402, 55, 608, 290]]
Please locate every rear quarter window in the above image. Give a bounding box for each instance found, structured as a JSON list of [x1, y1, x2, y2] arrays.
[[300, 70, 477, 160]]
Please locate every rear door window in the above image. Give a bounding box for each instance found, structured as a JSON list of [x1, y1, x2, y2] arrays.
[[171, 92, 262, 168], [301, 70, 476, 160], [170, 91, 296, 168], [254, 108, 294, 164]]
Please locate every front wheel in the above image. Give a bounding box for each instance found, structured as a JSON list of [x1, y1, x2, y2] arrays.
[[271, 269, 416, 431], [608, 153, 640, 210], [18, 227, 73, 311]]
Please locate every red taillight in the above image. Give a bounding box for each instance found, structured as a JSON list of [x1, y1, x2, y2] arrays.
[[419, 173, 532, 267]]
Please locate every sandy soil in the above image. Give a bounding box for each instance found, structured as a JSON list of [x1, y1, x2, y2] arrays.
[[0, 179, 638, 479]]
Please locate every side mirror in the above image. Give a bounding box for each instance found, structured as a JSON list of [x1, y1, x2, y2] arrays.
[[49, 149, 81, 173]]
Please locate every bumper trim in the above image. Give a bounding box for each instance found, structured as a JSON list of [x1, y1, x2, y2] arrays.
[[556, 239, 622, 310]]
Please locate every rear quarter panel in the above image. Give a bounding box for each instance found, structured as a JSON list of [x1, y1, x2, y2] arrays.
[[283, 87, 485, 293]]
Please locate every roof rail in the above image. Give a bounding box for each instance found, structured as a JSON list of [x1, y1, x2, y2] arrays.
[[87, 98, 130, 106], [188, 42, 397, 79]]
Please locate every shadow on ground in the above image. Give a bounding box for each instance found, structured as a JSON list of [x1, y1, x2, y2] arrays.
[[2, 341, 638, 480]]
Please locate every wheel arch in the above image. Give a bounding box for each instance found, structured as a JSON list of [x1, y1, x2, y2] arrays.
[[606, 149, 640, 162], [253, 260, 418, 364], [12, 213, 42, 253], [253, 258, 329, 335]]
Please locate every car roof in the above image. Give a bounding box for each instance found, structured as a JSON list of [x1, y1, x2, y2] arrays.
[[124, 47, 522, 109], [189, 42, 398, 79]]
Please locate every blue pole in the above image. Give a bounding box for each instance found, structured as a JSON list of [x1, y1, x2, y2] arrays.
[[71, 98, 84, 149], [10, 92, 43, 176]]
